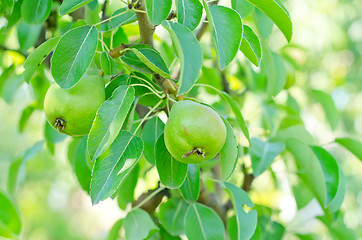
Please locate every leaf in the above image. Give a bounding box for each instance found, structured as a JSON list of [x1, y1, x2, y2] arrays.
[[44, 121, 67, 144], [121, 44, 171, 79], [142, 116, 165, 165], [239, 25, 261, 67], [124, 208, 159, 240], [311, 90, 339, 130], [286, 139, 326, 207], [203, 3, 243, 69], [68, 136, 92, 193], [0, 0, 14, 16], [176, 0, 203, 31], [8, 141, 44, 195], [311, 146, 344, 208], [219, 118, 239, 181], [262, 49, 286, 98], [158, 198, 188, 236], [179, 164, 200, 202], [222, 182, 257, 240], [145, 0, 172, 25], [108, 219, 123, 240], [155, 133, 188, 188], [100, 7, 137, 32], [17, 22, 42, 51], [335, 138, 362, 161], [231, 0, 254, 18], [18, 104, 35, 132], [59, 0, 93, 15], [101, 51, 118, 76], [117, 164, 139, 210], [326, 168, 345, 213], [88, 85, 135, 162], [51, 25, 98, 89], [249, 216, 285, 240], [162, 21, 202, 96], [184, 203, 225, 240], [250, 138, 285, 177], [272, 124, 314, 145], [90, 131, 143, 204], [21, 0, 51, 24], [246, 0, 293, 42], [0, 190, 21, 238]]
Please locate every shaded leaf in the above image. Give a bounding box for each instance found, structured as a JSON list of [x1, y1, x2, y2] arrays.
[[179, 164, 200, 202], [117, 164, 139, 209], [158, 198, 188, 236], [17, 22, 42, 51], [21, 0, 51, 24], [101, 51, 118, 76], [249, 216, 285, 240], [142, 116, 165, 165]]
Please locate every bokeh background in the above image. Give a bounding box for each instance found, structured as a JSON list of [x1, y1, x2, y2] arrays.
[[0, 0, 361, 239]]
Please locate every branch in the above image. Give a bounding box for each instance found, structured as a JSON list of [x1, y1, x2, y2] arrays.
[[132, 183, 170, 214], [133, 0, 154, 47], [101, 0, 108, 20], [241, 164, 255, 192]]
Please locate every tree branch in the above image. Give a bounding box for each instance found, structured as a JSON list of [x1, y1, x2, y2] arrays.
[[133, 0, 154, 47]]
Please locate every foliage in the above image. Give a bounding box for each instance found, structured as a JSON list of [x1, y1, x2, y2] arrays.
[[0, 0, 361, 239]]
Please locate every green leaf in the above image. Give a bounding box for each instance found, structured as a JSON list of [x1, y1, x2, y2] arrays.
[[250, 216, 285, 240], [162, 21, 202, 96], [179, 164, 200, 202], [155, 133, 188, 188], [231, 0, 254, 18], [108, 219, 123, 240], [222, 182, 257, 240], [51, 25, 98, 89], [117, 163, 139, 210], [335, 137, 362, 162], [326, 169, 345, 213], [21, 0, 51, 24], [101, 51, 118, 76], [262, 49, 286, 98], [240, 25, 261, 67], [203, 3, 243, 69], [8, 141, 44, 195], [246, 0, 293, 42], [286, 139, 326, 207], [219, 118, 239, 181], [0, 75, 23, 103], [0, 190, 21, 238], [142, 116, 165, 165], [272, 124, 314, 145], [124, 208, 159, 240], [184, 203, 225, 240], [145, 0, 172, 25], [311, 146, 343, 208], [250, 138, 285, 177], [158, 198, 188, 236], [44, 121, 67, 144], [0, 0, 14, 16], [311, 90, 339, 130], [17, 22, 42, 51], [88, 85, 135, 162], [90, 131, 143, 204], [176, 0, 203, 31], [4, 0, 21, 28], [68, 137, 92, 193], [100, 8, 136, 32], [18, 104, 35, 132], [122, 44, 171, 78], [59, 0, 93, 15]]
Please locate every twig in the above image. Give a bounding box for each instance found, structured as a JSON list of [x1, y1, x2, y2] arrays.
[[101, 0, 108, 20], [133, 0, 154, 46], [241, 164, 255, 192]]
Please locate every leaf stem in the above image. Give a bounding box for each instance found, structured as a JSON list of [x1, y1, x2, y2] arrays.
[[94, 9, 131, 26], [132, 185, 166, 210], [130, 83, 164, 98]]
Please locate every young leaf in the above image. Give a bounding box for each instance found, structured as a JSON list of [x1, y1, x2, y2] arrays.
[[0, 190, 21, 238], [124, 208, 159, 240], [155, 133, 188, 188], [176, 0, 203, 31], [59, 0, 93, 15], [100, 7, 137, 32], [117, 163, 139, 209], [246, 0, 293, 42], [88, 85, 135, 162], [222, 182, 257, 240], [90, 131, 143, 204], [335, 137, 362, 162], [51, 25, 98, 89], [142, 116, 165, 165], [158, 198, 188, 236], [240, 25, 262, 67], [286, 139, 326, 207], [311, 146, 342, 207], [145, 0, 172, 25], [219, 118, 239, 181], [231, 0, 254, 18], [101, 51, 118, 76], [203, 3, 243, 69], [162, 21, 202, 96], [250, 138, 285, 177], [68, 136, 92, 193], [311, 90, 339, 130], [21, 0, 51, 24], [179, 164, 200, 202], [184, 203, 225, 240]]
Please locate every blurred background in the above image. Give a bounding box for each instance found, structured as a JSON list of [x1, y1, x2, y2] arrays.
[[0, 0, 361, 239]]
